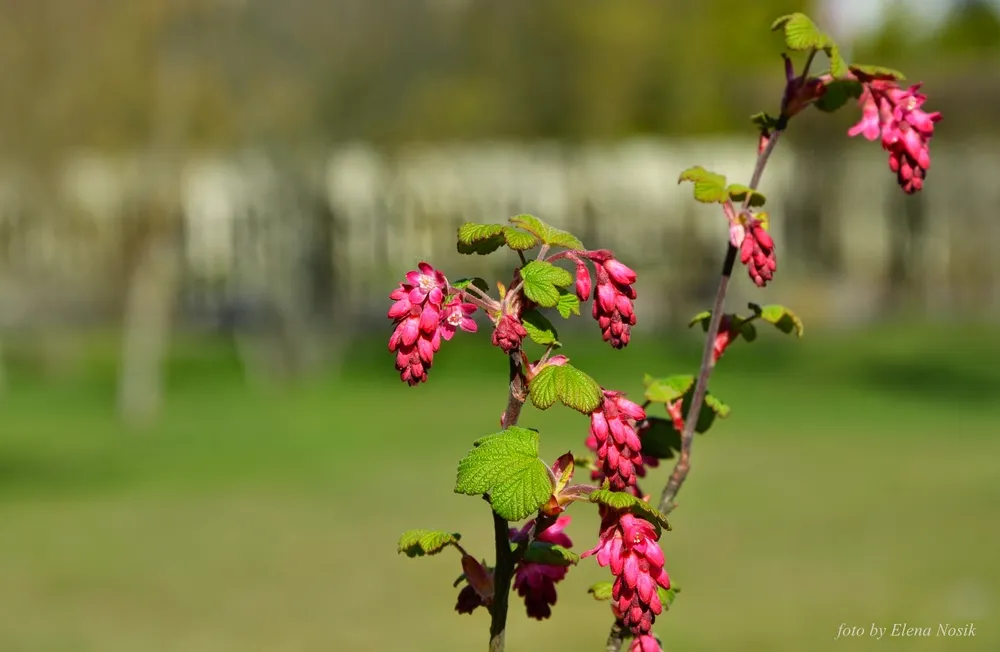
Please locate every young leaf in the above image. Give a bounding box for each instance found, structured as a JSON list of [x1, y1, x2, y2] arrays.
[[826, 43, 849, 78], [520, 261, 574, 308], [688, 311, 712, 330], [755, 304, 804, 336], [529, 365, 559, 410], [751, 112, 780, 131], [451, 277, 491, 295], [850, 64, 906, 81], [521, 309, 559, 346], [684, 388, 731, 434], [589, 489, 671, 536], [726, 184, 767, 208], [509, 214, 584, 250], [454, 427, 554, 522], [588, 582, 614, 601], [554, 364, 603, 414], [771, 13, 829, 51], [814, 79, 863, 113], [704, 393, 731, 419], [645, 375, 695, 403], [678, 166, 728, 204], [398, 530, 462, 557], [457, 223, 507, 255], [638, 417, 682, 460], [556, 289, 580, 319], [658, 586, 680, 610], [503, 227, 539, 251], [522, 541, 580, 567], [739, 320, 758, 343]]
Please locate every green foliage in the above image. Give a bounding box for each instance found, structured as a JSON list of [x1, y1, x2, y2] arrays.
[[556, 289, 581, 319], [457, 223, 507, 255], [637, 417, 682, 460], [397, 529, 462, 557], [589, 488, 671, 536], [521, 541, 580, 567], [520, 261, 574, 308], [454, 427, 554, 522], [814, 79, 864, 113], [850, 64, 906, 81], [504, 228, 540, 251], [588, 582, 614, 601], [726, 184, 767, 207], [751, 112, 780, 132], [750, 303, 804, 336], [771, 13, 829, 51], [530, 363, 603, 414], [644, 374, 695, 403], [521, 309, 560, 346], [658, 586, 681, 610], [678, 166, 729, 203], [509, 214, 585, 251], [451, 277, 491, 295]]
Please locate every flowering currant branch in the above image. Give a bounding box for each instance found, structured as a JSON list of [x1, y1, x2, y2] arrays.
[[394, 12, 939, 652]]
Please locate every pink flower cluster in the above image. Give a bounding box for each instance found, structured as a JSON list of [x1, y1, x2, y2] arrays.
[[847, 75, 942, 194], [735, 216, 776, 288], [584, 510, 671, 636], [454, 517, 575, 621], [586, 390, 656, 496], [510, 516, 574, 620], [578, 252, 638, 349], [388, 262, 478, 385]]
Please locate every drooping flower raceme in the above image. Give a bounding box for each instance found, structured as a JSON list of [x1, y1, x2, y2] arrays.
[[586, 390, 651, 496], [847, 74, 942, 194], [586, 251, 638, 349], [509, 516, 574, 620], [584, 510, 671, 636], [387, 262, 477, 385]]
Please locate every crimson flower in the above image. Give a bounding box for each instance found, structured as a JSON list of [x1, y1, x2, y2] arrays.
[[510, 516, 574, 620]]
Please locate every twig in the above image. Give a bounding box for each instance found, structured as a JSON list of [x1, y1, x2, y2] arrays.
[[606, 128, 785, 652], [488, 352, 527, 652]]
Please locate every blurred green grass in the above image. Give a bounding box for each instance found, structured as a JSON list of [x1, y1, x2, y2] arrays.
[[1, 325, 998, 651]]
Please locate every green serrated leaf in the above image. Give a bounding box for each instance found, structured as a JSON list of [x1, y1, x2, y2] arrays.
[[726, 184, 767, 208], [814, 79, 863, 113], [751, 112, 780, 131], [503, 227, 539, 251], [509, 214, 584, 250], [589, 489, 671, 536], [703, 393, 731, 419], [520, 261, 573, 308], [451, 277, 491, 295], [454, 426, 554, 522], [556, 289, 580, 319], [528, 365, 558, 411], [759, 304, 804, 336], [771, 13, 830, 51], [678, 166, 728, 203], [638, 417, 682, 460], [554, 364, 603, 414], [588, 582, 614, 601], [521, 309, 559, 346], [645, 375, 695, 403], [850, 64, 906, 81], [522, 541, 580, 567], [457, 223, 507, 255], [398, 529, 462, 557]]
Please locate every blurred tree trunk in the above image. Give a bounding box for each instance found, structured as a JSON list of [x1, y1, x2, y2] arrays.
[[117, 208, 181, 426]]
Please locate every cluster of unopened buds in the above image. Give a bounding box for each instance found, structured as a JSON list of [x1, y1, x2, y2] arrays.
[[586, 390, 658, 497]]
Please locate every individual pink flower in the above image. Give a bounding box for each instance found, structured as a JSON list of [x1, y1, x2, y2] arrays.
[[631, 635, 663, 652], [588, 251, 638, 349], [510, 516, 574, 620], [454, 555, 494, 615], [492, 312, 528, 354], [440, 298, 478, 340], [583, 510, 670, 636], [586, 390, 649, 495], [847, 72, 942, 194], [737, 217, 776, 288], [388, 262, 476, 385]]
